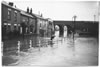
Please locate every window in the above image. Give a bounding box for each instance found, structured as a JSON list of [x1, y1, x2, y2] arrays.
[[14, 26, 17, 31], [14, 24, 17, 31], [30, 25, 33, 33], [8, 25, 11, 31], [14, 11, 17, 21], [3, 24, 7, 35], [8, 8, 11, 20], [6, 24, 11, 34]]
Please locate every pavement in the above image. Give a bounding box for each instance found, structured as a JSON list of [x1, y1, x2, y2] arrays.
[[2, 37, 98, 66]]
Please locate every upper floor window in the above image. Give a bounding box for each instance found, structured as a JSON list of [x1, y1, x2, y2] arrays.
[[14, 11, 17, 22], [8, 8, 11, 20]]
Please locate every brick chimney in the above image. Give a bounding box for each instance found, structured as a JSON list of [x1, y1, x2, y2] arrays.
[[9, 2, 13, 6], [30, 8, 32, 14], [27, 7, 29, 13]]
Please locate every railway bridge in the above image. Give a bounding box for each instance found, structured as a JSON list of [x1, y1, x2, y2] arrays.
[[53, 20, 98, 37]]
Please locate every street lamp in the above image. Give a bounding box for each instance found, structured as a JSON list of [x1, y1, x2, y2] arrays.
[[72, 15, 77, 43], [72, 15, 77, 56]]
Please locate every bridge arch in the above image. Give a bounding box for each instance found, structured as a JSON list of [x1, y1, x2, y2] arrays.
[[54, 24, 73, 37], [54, 25, 64, 37], [63, 26, 67, 37], [54, 21, 99, 37], [63, 25, 73, 37]]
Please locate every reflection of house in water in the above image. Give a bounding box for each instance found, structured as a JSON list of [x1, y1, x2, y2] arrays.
[[1, 1, 54, 41]]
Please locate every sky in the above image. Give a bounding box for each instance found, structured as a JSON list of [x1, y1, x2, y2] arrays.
[[3, 0, 100, 21]]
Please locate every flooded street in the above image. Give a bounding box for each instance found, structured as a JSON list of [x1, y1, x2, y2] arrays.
[[2, 36, 98, 66], [2, 1, 99, 67]]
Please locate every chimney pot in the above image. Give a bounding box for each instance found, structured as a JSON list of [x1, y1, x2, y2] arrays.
[[9, 2, 13, 6], [27, 7, 29, 13], [30, 8, 32, 14]]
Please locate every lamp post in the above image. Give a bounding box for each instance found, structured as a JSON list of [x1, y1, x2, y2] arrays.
[[72, 15, 77, 44], [72, 15, 77, 56]]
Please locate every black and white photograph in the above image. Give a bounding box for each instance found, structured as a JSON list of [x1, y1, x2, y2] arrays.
[[1, 0, 100, 67]]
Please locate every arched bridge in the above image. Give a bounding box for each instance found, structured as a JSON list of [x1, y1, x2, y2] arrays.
[[53, 20, 99, 37]]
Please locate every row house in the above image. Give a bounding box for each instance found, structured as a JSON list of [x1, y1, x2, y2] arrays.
[[1, 1, 36, 40], [2, 1, 54, 40], [2, 1, 21, 39], [20, 10, 36, 35], [33, 14, 51, 37]]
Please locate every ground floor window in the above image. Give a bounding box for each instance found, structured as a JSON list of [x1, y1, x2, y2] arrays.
[[7, 25, 11, 33], [13, 25, 16, 31], [2, 24, 7, 35], [30, 26, 33, 33]]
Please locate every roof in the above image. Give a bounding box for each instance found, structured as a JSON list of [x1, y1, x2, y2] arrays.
[[2, 1, 52, 21], [20, 10, 33, 18], [2, 1, 20, 11], [32, 13, 48, 21], [2, 1, 34, 18]]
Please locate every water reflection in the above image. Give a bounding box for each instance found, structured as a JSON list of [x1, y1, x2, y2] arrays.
[[2, 36, 98, 66], [3, 35, 50, 55]]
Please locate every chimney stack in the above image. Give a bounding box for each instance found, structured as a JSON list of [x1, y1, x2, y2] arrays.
[[27, 7, 29, 13], [15, 5, 16, 8], [30, 8, 32, 14], [9, 2, 13, 6]]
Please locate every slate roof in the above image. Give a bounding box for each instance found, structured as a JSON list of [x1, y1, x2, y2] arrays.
[[20, 10, 33, 18], [2, 1, 20, 11], [2, 1, 51, 21]]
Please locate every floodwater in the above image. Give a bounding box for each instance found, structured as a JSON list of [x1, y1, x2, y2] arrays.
[[2, 36, 98, 66], [2, 30, 98, 66]]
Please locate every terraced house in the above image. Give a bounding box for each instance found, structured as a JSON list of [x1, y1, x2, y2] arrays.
[[1, 1, 54, 40], [2, 1, 21, 39]]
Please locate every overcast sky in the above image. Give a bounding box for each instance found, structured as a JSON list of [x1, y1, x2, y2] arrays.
[[3, 0, 99, 21]]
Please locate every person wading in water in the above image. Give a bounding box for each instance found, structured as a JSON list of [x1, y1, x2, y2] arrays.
[[50, 32, 55, 47]]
